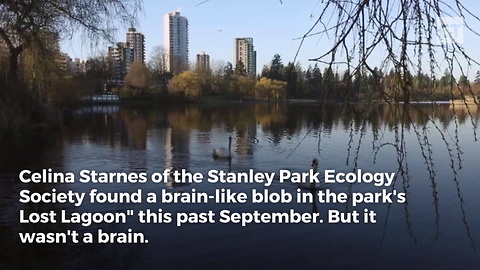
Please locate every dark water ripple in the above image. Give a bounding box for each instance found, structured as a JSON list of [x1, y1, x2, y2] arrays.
[[0, 103, 479, 269]]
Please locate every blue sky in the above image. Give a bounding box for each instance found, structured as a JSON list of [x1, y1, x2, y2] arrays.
[[61, 0, 338, 70], [61, 0, 480, 79]]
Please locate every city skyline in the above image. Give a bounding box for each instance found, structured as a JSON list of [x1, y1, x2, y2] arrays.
[[60, 0, 330, 74], [60, 0, 480, 79]]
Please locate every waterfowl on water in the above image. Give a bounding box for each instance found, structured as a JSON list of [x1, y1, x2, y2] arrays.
[[213, 136, 232, 159], [298, 158, 322, 190]]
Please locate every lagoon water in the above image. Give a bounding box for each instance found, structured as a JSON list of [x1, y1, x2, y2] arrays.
[[1, 102, 479, 269]]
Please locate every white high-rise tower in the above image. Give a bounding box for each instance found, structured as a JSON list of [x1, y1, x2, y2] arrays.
[[164, 11, 189, 74]]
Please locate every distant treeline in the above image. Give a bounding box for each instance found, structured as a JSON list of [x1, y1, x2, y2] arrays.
[[88, 52, 480, 102], [2, 48, 480, 106]]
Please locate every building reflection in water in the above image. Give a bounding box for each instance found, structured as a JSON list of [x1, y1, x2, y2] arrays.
[[120, 109, 147, 150], [164, 125, 191, 188], [235, 121, 257, 156], [0, 102, 479, 269]]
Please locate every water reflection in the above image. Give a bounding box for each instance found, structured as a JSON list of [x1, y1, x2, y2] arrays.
[[1, 102, 479, 269], [56, 103, 480, 161]]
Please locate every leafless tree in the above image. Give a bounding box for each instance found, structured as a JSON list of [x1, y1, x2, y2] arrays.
[[148, 45, 168, 75], [291, 1, 480, 245], [295, 0, 480, 105], [0, 0, 142, 84]]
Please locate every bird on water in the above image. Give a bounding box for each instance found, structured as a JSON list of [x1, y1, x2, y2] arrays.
[[213, 136, 232, 159]]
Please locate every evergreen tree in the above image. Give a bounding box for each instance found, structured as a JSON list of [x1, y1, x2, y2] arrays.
[[458, 75, 469, 86], [475, 71, 480, 84], [234, 60, 246, 76], [282, 62, 297, 98], [322, 66, 335, 100], [224, 62, 234, 78], [307, 64, 322, 98], [268, 54, 284, 80], [261, 65, 270, 78]]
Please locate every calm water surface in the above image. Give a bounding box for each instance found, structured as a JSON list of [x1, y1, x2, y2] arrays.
[[1, 102, 479, 269]]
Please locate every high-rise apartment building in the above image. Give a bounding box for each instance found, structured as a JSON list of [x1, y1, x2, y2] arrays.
[[57, 53, 72, 71], [108, 42, 134, 81], [234, 37, 256, 76], [196, 51, 210, 71], [126, 28, 145, 63], [164, 11, 189, 74]]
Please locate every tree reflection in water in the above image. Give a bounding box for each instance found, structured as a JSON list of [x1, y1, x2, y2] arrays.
[[0, 102, 479, 268], [335, 102, 478, 250], [65, 102, 479, 247]]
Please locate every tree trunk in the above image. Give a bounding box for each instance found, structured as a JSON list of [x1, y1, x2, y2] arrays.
[[8, 49, 19, 84], [0, 28, 22, 85]]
